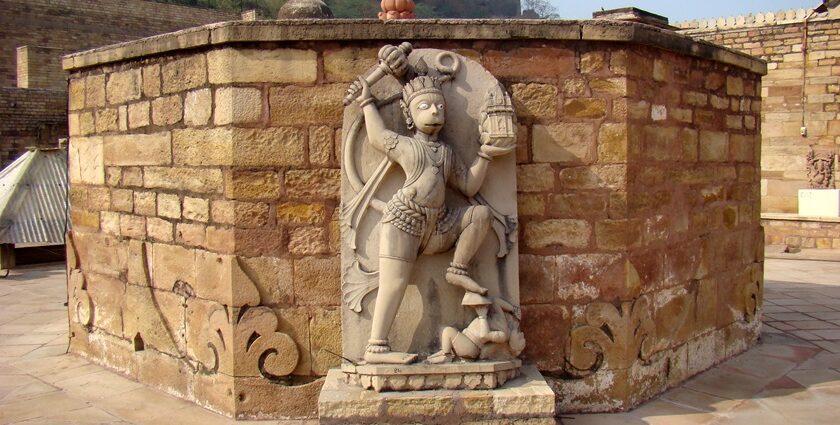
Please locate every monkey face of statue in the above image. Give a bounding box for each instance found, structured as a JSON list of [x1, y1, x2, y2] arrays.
[[409, 93, 446, 136]]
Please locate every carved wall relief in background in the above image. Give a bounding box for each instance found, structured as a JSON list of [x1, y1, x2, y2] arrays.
[[807, 148, 836, 189]]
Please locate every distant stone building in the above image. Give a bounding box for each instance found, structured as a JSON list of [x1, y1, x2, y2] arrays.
[[0, 0, 236, 167], [679, 8, 840, 249]]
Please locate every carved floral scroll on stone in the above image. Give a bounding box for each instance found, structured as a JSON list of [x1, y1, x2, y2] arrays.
[[564, 263, 763, 378], [338, 41, 522, 385]]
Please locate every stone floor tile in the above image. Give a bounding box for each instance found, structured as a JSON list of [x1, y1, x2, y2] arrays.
[[811, 329, 840, 340], [655, 388, 735, 413], [810, 311, 840, 320], [789, 330, 823, 341], [0, 391, 90, 424], [92, 387, 197, 423], [787, 320, 839, 330], [794, 351, 840, 370], [0, 345, 39, 357], [564, 413, 647, 424], [57, 370, 145, 401], [786, 369, 840, 389], [812, 340, 840, 354], [764, 312, 813, 321], [0, 380, 60, 404]]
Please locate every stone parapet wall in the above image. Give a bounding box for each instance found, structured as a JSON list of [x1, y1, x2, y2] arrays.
[[64, 20, 765, 418], [762, 213, 840, 249], [682, 10, 840, 213]]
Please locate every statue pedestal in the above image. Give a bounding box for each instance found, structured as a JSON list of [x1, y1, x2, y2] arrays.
[[342, 359, 521, 392], [318, 364, 555, 424], [799, 189, 840, 217]]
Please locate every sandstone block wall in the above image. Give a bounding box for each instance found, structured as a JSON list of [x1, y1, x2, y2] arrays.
[[763, 214, 840, 248], [64, 21, 765, 418], [681, 9, 840, 214]]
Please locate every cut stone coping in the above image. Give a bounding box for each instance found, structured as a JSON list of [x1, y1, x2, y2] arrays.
[[62, 19, 767, 75], [762, 212, 840, 223]]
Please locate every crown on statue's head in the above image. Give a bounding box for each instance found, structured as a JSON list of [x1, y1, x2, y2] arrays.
[[402, 75, 443, 105]]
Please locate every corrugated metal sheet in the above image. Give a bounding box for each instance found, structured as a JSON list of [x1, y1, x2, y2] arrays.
[[0, 149, 68, 245]]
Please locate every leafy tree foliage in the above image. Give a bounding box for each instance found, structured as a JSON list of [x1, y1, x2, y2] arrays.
[[521, 0, 558, 18]]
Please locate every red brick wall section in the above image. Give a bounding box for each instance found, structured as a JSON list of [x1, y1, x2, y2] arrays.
[[17, 46, 67, 91], [0, 87, 66, 164], [0, 0, 237, 88], [683, 15, 840, 213]]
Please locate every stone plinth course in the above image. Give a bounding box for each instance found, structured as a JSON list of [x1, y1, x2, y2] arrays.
[[63, 19, 767, 419]]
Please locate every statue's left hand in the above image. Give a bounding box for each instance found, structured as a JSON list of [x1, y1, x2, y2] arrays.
[[479, 130, 516, 158]]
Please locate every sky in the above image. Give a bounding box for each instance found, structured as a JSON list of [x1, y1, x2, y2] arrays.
[[549, 0, 819, 22]]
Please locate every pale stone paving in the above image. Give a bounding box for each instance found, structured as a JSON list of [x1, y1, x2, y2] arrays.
[[1, 259, 840, 424]]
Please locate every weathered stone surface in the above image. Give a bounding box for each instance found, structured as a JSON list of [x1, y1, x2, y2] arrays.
[[147, 217, 173, 242], [157, 193, 181, 219], [564, 98, 607, 118], [123, 285, 180, 355], [184, 88, 212, 126], [309, 126, 334, 167], [69, 78, 85, 111], [269, 84, 345, 126], [511, 83, 558, 119], [532, 123, 595, 164], [293, 256, 340, 306], [516, 164, 555, 192], [134, 192, 157, 216], [277, 202, 325, 224], [205, 225, 234, 254], [194, 251, 260, 306], [224, 170, 281, 200], [183, 197, 209, 222], [103, 132, 171, 166], [289, 226, 329, 256], [207, 48, 317, 84], [152, 243, 195, 291], [285, 169, 340, 199], [152, 95, 183, 126], [142, 64, 161, 98], [525, 219, 591, 249], [240, 256, 294, 306], [69, 137, 104, 185], [106, 69, 141, 104], [324, 48, 378, 82], [110, 189, 133, 213], [86, 273, 126, 336], [127, 101, 150, 129], [598, 123, 628, 163], [95, 108, 119, 133], [310, 308, 341, 375], [484, 48, 575, 80], [144, 167, 223, 194], [215, 87, 262, 125], [172, 127, 306, 167], [558, 165, 626, 190], [699, 131, 729, 162], [161, 54, 207, 94], [175, 222, 206, 247], [120, 214, 146, 238], [86, 75, 106, 108]]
